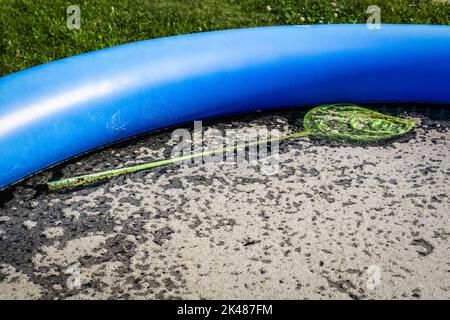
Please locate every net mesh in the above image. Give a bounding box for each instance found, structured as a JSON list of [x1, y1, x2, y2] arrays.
[[303, 103, 415, 143]]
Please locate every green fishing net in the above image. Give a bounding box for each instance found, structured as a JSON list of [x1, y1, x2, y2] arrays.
[[48, 103, 416, 191]]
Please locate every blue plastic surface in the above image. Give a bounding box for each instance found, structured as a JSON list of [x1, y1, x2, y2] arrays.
[[1, 24, 450, 189]]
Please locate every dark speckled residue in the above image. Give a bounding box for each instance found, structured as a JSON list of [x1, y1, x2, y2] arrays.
[[0, 105, 450, 299]]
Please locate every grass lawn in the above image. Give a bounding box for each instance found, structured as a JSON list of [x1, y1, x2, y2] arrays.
[[0, 0, 449, 77]]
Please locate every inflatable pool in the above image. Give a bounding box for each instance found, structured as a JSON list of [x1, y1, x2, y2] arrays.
[[1, 24, 450, 189]]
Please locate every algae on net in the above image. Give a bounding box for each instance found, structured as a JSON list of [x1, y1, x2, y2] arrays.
[[303, 103, 415, 142]]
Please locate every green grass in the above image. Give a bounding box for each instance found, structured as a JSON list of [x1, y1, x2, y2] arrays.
[[1, 0, 449, 77]]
